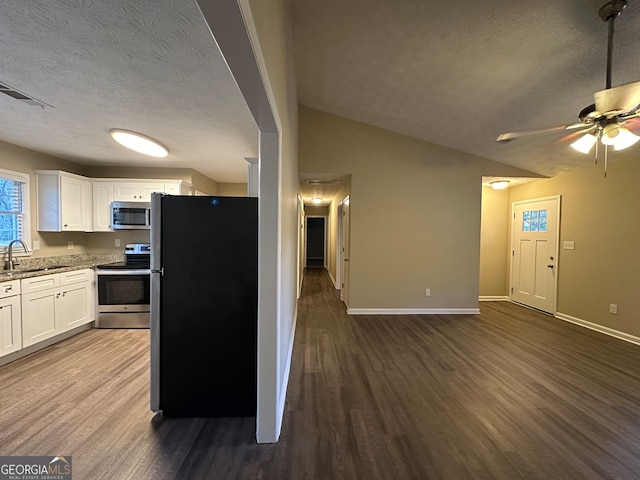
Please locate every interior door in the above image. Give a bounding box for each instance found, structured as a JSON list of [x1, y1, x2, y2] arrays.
[[340, 197, 350, 304], [511, 196, 560, 313]]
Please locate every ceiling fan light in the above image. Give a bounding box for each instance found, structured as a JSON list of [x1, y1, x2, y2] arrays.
[[612, 127, 640, 150], [109, 129, 169, 157], [601, 123, 622, 146], [570, 132, 598, 154]]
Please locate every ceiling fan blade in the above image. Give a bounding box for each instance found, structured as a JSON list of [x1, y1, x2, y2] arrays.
[[594, 80, 640, 115], [621, 115, 640, 135], [496, 123, 587, 143]]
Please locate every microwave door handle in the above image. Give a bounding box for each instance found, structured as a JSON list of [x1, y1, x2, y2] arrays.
[[147, 207, 151, 226]]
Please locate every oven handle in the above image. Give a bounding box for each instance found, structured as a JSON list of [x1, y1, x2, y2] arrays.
[[95, 269, 151, 275]]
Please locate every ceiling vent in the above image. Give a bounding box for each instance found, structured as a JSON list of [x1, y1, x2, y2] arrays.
[[0, 82, 52, 108]]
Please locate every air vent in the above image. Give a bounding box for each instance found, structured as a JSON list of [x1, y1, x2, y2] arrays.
[[0, 81, 52, 108], [305, 179, 342, 186]]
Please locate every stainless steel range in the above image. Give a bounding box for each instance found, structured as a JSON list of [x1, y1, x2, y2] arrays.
[[96, 243, 150, 328]]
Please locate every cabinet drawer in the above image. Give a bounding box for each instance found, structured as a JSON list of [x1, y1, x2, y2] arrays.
[[0, 280, 20, 299], [21, 274, 60, 294], [61, 269, 92, 286]]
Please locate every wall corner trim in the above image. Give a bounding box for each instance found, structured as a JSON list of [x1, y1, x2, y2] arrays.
[[275, 303, 298, 437], [347, 308, 481, 315], [479, 296, 510, 302], [555, 312, 640, 346]]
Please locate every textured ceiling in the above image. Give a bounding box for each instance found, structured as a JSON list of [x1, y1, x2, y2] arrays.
[[292, 0, 640, 177], [0, 0, 257, 183], [3, 1, 640, 191]]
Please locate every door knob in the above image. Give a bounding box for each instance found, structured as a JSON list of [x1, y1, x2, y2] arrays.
[[547, 264, 554, 268]]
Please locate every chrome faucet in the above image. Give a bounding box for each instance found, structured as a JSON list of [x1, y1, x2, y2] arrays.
[[4, 239, 29, 270]]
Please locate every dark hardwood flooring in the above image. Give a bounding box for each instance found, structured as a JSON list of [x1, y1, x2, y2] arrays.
[[2, 268, 640, 478]]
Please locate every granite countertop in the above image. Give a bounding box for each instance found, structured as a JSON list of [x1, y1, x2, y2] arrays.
[[0, 252, 125, 282]]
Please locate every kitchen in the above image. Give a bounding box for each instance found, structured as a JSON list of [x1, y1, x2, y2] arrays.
[[0, 0, 298, 463], [0, 153, 252, 363]]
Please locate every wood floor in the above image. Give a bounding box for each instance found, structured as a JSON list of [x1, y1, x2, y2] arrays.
[[3, 268, 640, 479]]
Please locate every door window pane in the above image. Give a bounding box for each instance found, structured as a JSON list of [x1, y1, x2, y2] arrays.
[[522, 209, 547, 232]]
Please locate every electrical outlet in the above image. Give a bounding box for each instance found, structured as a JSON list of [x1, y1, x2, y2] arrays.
[[425, 288, 431, 297], [32, 240, 40, 251], [609, 304, 618, 315], [115, 239, 121, 247], [68, 241, 74, 250]]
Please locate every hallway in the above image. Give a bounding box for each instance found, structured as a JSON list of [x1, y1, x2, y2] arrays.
[[2, 268, 640, 478]]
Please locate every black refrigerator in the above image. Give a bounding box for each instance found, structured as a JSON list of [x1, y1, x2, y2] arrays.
[[150, 193, 257, 417]]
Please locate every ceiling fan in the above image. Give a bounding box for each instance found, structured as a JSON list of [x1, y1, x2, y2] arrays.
[[496, 0, 640, 170]]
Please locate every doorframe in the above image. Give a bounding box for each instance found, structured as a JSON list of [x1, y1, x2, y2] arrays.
[[337, 196, 350, 303], [509, 195, 561, 314], [304, 215, 328, 268]]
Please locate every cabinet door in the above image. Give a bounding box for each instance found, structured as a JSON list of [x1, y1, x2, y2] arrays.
[[0, 296, 21, 357], [140, 183, 165, 201], [93, 182, 114, 231], [58, 284, 89, 331], [113, 182, 140, 201], [22, 290, 57, 347], [163, 182, 181, 195], [61, 175, 89, 231]]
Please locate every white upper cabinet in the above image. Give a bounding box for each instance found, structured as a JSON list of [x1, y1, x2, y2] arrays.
[[112, 181, 166, 202], [35, 171, 92, 232], [92, 182, 114, 232]]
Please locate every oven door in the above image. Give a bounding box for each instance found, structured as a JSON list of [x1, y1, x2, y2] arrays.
[[96, 270, 150, 328]]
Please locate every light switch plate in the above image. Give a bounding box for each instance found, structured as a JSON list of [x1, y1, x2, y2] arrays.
[[563, 241, 575, 250]]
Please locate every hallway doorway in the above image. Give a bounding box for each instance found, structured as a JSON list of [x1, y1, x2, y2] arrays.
[[305, 216, 326, 268]]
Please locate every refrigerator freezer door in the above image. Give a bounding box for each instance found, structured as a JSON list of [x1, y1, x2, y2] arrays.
[[159, 195, 258, 417]]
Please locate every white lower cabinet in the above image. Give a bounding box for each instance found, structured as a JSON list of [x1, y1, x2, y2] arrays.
[[0, 280, 22, 358], [21, 269, 94, 348]]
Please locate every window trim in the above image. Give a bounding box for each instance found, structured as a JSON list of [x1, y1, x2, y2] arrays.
[[0, 168, 31, 256]]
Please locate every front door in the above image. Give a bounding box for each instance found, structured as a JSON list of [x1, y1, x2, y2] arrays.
[[511, 196, 560, 314]]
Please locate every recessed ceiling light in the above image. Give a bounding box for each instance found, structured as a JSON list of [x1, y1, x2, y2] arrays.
[[109, 129, 169, 158]]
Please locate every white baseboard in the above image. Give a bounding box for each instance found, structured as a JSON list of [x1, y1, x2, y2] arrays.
[[328, 270, 337, 289], [555, 312, 640, 346], [276, 303, 298, 437], [347, 308, 481, 315], [479, 296, 510, 302]]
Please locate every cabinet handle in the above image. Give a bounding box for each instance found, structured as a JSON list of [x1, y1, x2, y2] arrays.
[[4, 286, 11, 293], [0, 306, 3, 310], [56, 293, 61, 298]]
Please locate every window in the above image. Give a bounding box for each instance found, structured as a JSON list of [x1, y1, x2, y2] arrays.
[[522, 209, 547, 232], [0, 168, 30, 254]]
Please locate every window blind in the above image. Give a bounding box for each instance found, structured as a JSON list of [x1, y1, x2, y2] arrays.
[[0, 177, 25, 250]]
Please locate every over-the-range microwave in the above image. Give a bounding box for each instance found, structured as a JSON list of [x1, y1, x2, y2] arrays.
[[111, 201, 151, 230]]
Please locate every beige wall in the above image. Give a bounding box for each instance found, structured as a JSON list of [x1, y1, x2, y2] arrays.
[[326, 179, 351, 287], [299, 107, 536, 310], [509, 159, 640, 337], [218, 183, 247, 196], [304, 205, 328, 216], [479, 186, 510, 298]]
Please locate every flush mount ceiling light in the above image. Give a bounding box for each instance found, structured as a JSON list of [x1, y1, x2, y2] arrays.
[[489, 180, 510, 190], [109, 129, 169, 158], [312, 197, 323, 204]]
